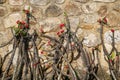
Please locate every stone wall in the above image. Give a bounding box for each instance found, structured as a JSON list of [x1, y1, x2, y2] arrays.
[[0, 0, 120, 72]]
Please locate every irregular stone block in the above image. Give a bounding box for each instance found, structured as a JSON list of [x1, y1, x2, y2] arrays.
[[74, 0, 89, 3], [82, 33, 101, 47], [98, 5, 107, 16], [0, 6, 7, 17], [82, 2, 99, 13], [104, 30, 120, 44], [55, 0, 65, 4], [30, 0, 50, 6], [64, 3, 82, 16], [106, 11, 120, 26], [45, 5, 62, 17], [93, 0, 116, 2], [83, 14, 99, 23], [9, 0, 24, 5], [4, 13, 22, 28], [39, 17, 61, 32]]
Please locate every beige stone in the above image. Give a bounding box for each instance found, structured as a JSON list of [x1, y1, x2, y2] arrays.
[[64, 3, 82, 16], [4, 13, 22, 28]]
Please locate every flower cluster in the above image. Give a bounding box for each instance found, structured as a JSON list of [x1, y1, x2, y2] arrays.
[[16, 20, 29, 29], [97, 17, 108, 25], [56, 23, 65, 36]]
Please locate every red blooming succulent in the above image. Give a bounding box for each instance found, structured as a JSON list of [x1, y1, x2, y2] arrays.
[[103, 17, 107, 24], [111, 29, 114, 33], [109, 59, 112, 63], [60, 29, 64, 33], [57, 31, 60, 36], [21, 21, 26, 25], [59, 23, 65, 29], [97, 19, 102, 23], [16, 20, 20, 24]]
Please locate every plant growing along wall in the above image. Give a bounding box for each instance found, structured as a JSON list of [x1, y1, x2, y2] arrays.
[[0, 9, 120, 80]]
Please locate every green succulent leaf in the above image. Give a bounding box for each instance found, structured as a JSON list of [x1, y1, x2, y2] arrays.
[[110, 51, 116, 60]]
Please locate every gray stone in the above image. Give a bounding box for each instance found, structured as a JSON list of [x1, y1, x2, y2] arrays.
[[45, 5, 62, 17], [55, 0, 65, 4], [69, 17, 80, 32], [30, 0, 50, 6], [93, 0, 116, 2], [82, 33, 101, 47], [9, 0, 24, 5], [4, 13, 22, 28], [39, 17, 61, 32], [82, 2, 99, 14], [74, 0, 89, 3], [0, 6, 7, 17], [83, 14, 99, 23], [64, 3, 82, 16], [104, 30, 120, 44]]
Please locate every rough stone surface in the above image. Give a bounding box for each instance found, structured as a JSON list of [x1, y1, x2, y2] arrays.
[[98, 5, 107, 16], [106, 11, 120, 26], [55, 0, 65, 4], [80, 24, 94, 29], [9, 0, 24, 5], [30, 0, 50, 6], [104, 30, 120, 44], [32, 6, 42, 19], [93, 0, 116, 2], [0, 6, 7, 17], [69, 17, 80, 32], [45, 5, 62, 17], [74, 0, 89, 3], [39, 17, 61, 32], [4, 13, 22, 28], [64, 3, 82, 16], [0, 19, 5, 31], [82, 33, 100, 47], [113, 4, 120, 13], [82, 2, 99, 13], [10, 6, 21, 12], [83, 14, 99, 23]]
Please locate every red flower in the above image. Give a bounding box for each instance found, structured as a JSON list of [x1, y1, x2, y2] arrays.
[[103, 17, 107, 24], [111, 29, 114, 33], [40, 51, 44, 54], [21, 21, 26, 25], [109, 59, 112, 63], [57, 31, 60, 36], [59, 23, 65, 29], [60, 29, 64, 33], [97, 19, 102, 23], [16, 20, 20, 24]]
